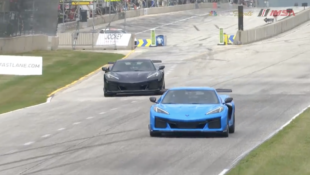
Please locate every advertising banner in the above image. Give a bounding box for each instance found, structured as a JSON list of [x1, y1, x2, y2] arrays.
[[96, 33, 131, 46], [0, 56, 43, 75]]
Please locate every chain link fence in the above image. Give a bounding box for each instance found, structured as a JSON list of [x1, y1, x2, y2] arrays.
[[0, 0, 59, 38], [57, 0, 225, 25]]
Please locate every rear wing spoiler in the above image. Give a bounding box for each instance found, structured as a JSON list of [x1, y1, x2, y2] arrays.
[[152, 60, 162, 63], [107, 60, 161, 64], [216, 89, 232, 93]]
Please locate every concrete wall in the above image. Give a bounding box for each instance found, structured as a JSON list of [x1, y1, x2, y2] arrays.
[[59, 33, 135, 50], [0, 35, 59, 54], [57, 3, 235, 33], [234, 8, 310, 44]]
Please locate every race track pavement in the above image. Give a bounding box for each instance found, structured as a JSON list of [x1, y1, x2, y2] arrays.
[[1, 7, 310, 175]]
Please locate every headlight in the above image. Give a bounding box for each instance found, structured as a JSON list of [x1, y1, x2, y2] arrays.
[[147, 72, 159, 79], [154, 107, 169, 114], [106, 73, 119, 80], [206, 107, 224, 115]]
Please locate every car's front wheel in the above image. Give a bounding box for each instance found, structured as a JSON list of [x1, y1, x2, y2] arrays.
[[229, 112, 235, 133], [221, 117, 229, 137]]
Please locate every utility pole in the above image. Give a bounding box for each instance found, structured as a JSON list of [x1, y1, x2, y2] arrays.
[[109, 0, 111, 29], [124, 0, 126, 31], [92, 2, 95, 50], [62, 0, 65, 23]]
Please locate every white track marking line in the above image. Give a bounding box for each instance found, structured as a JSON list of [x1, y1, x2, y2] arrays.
[[58, 128, 65, 131], [86, 117, 93, 119], [110, 108, 117, 111], [42, 134, 50, 138], [218, 169, 229, 175], [73, 122, 81, 125], [46, 97, 52, 103], [24, 142, 34, 146], [220, 104, 310, 175], [99, 112, 106, 114]]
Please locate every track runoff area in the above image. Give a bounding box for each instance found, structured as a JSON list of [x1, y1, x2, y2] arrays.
[[1, 4, 310, 175]]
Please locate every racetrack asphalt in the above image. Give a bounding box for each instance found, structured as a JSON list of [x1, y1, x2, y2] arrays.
[[1, 6, 310, 175]]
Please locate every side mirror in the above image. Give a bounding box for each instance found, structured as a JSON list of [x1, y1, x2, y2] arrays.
[[102, 67, 108, 72], [158, 65, 165, 70], [224, 97, 233, 103], [149, 97, 157, 103]]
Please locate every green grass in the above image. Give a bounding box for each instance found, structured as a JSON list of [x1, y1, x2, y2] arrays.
[[227, 108, 310, 175], [0, 50, 124, 114]]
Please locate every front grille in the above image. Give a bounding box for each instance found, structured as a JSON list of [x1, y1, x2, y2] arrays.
[[119, 83, 147, 90], [148, 81, 159, 89], [169, 121, 207, 129], [155, 117, 167, 128], [112, 80, 159, 91], [108, 82, 119, 91], [154, 117, 221, 129], [207, 118, 221, 129]]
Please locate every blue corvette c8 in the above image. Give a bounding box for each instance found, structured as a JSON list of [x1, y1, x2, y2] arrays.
[[148, 87, 235, 137]]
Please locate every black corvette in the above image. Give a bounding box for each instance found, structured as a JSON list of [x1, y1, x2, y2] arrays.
[[102, 59, 166, 97]]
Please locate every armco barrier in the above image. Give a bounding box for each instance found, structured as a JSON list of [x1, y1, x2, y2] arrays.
[[0, 35, 59, 54], [234, 8, 310, 44], [58, 3, 237, 33]]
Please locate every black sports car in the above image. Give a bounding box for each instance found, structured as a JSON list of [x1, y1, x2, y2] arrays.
[[102, 59, 166, 97]]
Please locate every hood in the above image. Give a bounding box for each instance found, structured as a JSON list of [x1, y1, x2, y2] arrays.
[[110, 71, 156, 82], [156, 104, 223, 120]]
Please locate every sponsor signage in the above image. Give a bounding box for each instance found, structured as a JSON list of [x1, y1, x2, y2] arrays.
[[258, 9, 295, 17], [0, 56, 43, 75], [96, 33, 131, 46], [71, 1, 91, 5]]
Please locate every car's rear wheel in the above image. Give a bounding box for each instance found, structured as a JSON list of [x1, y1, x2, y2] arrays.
[[229, 112, 235, 133], [150, 131, 161, 137]]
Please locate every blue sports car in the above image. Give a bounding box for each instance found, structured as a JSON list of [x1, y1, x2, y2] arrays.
[[148, 87, 235, 137]]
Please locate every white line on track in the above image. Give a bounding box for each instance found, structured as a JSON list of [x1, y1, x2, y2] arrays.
[[86, 117, 93, 119], [131, 101, 137, 103], [42, 134, 50, 138], [99, 112, 106, 114], [110, 108, 117, 111], [58, 128, 65, 131], [219, 104, 310, 175], [218, 169, 229, 175], [46, 97, 52, 103], [24, 142, 34, 146], [73, 122, 81, 125]]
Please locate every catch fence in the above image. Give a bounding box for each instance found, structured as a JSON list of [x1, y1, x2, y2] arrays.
[[0, 0, 59, 38]]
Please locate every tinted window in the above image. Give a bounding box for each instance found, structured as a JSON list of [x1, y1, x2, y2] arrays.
[[162, 90, 219, 104], [111, 60, 156, 72]]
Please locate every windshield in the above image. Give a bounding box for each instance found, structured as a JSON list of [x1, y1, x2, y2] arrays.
[[111, 60, 156, 72], [161, 90, 220, 104]]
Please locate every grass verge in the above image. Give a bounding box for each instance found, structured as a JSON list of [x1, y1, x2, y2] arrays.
[[226, 108, 310, 175], [0, 50, 124, 114]]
